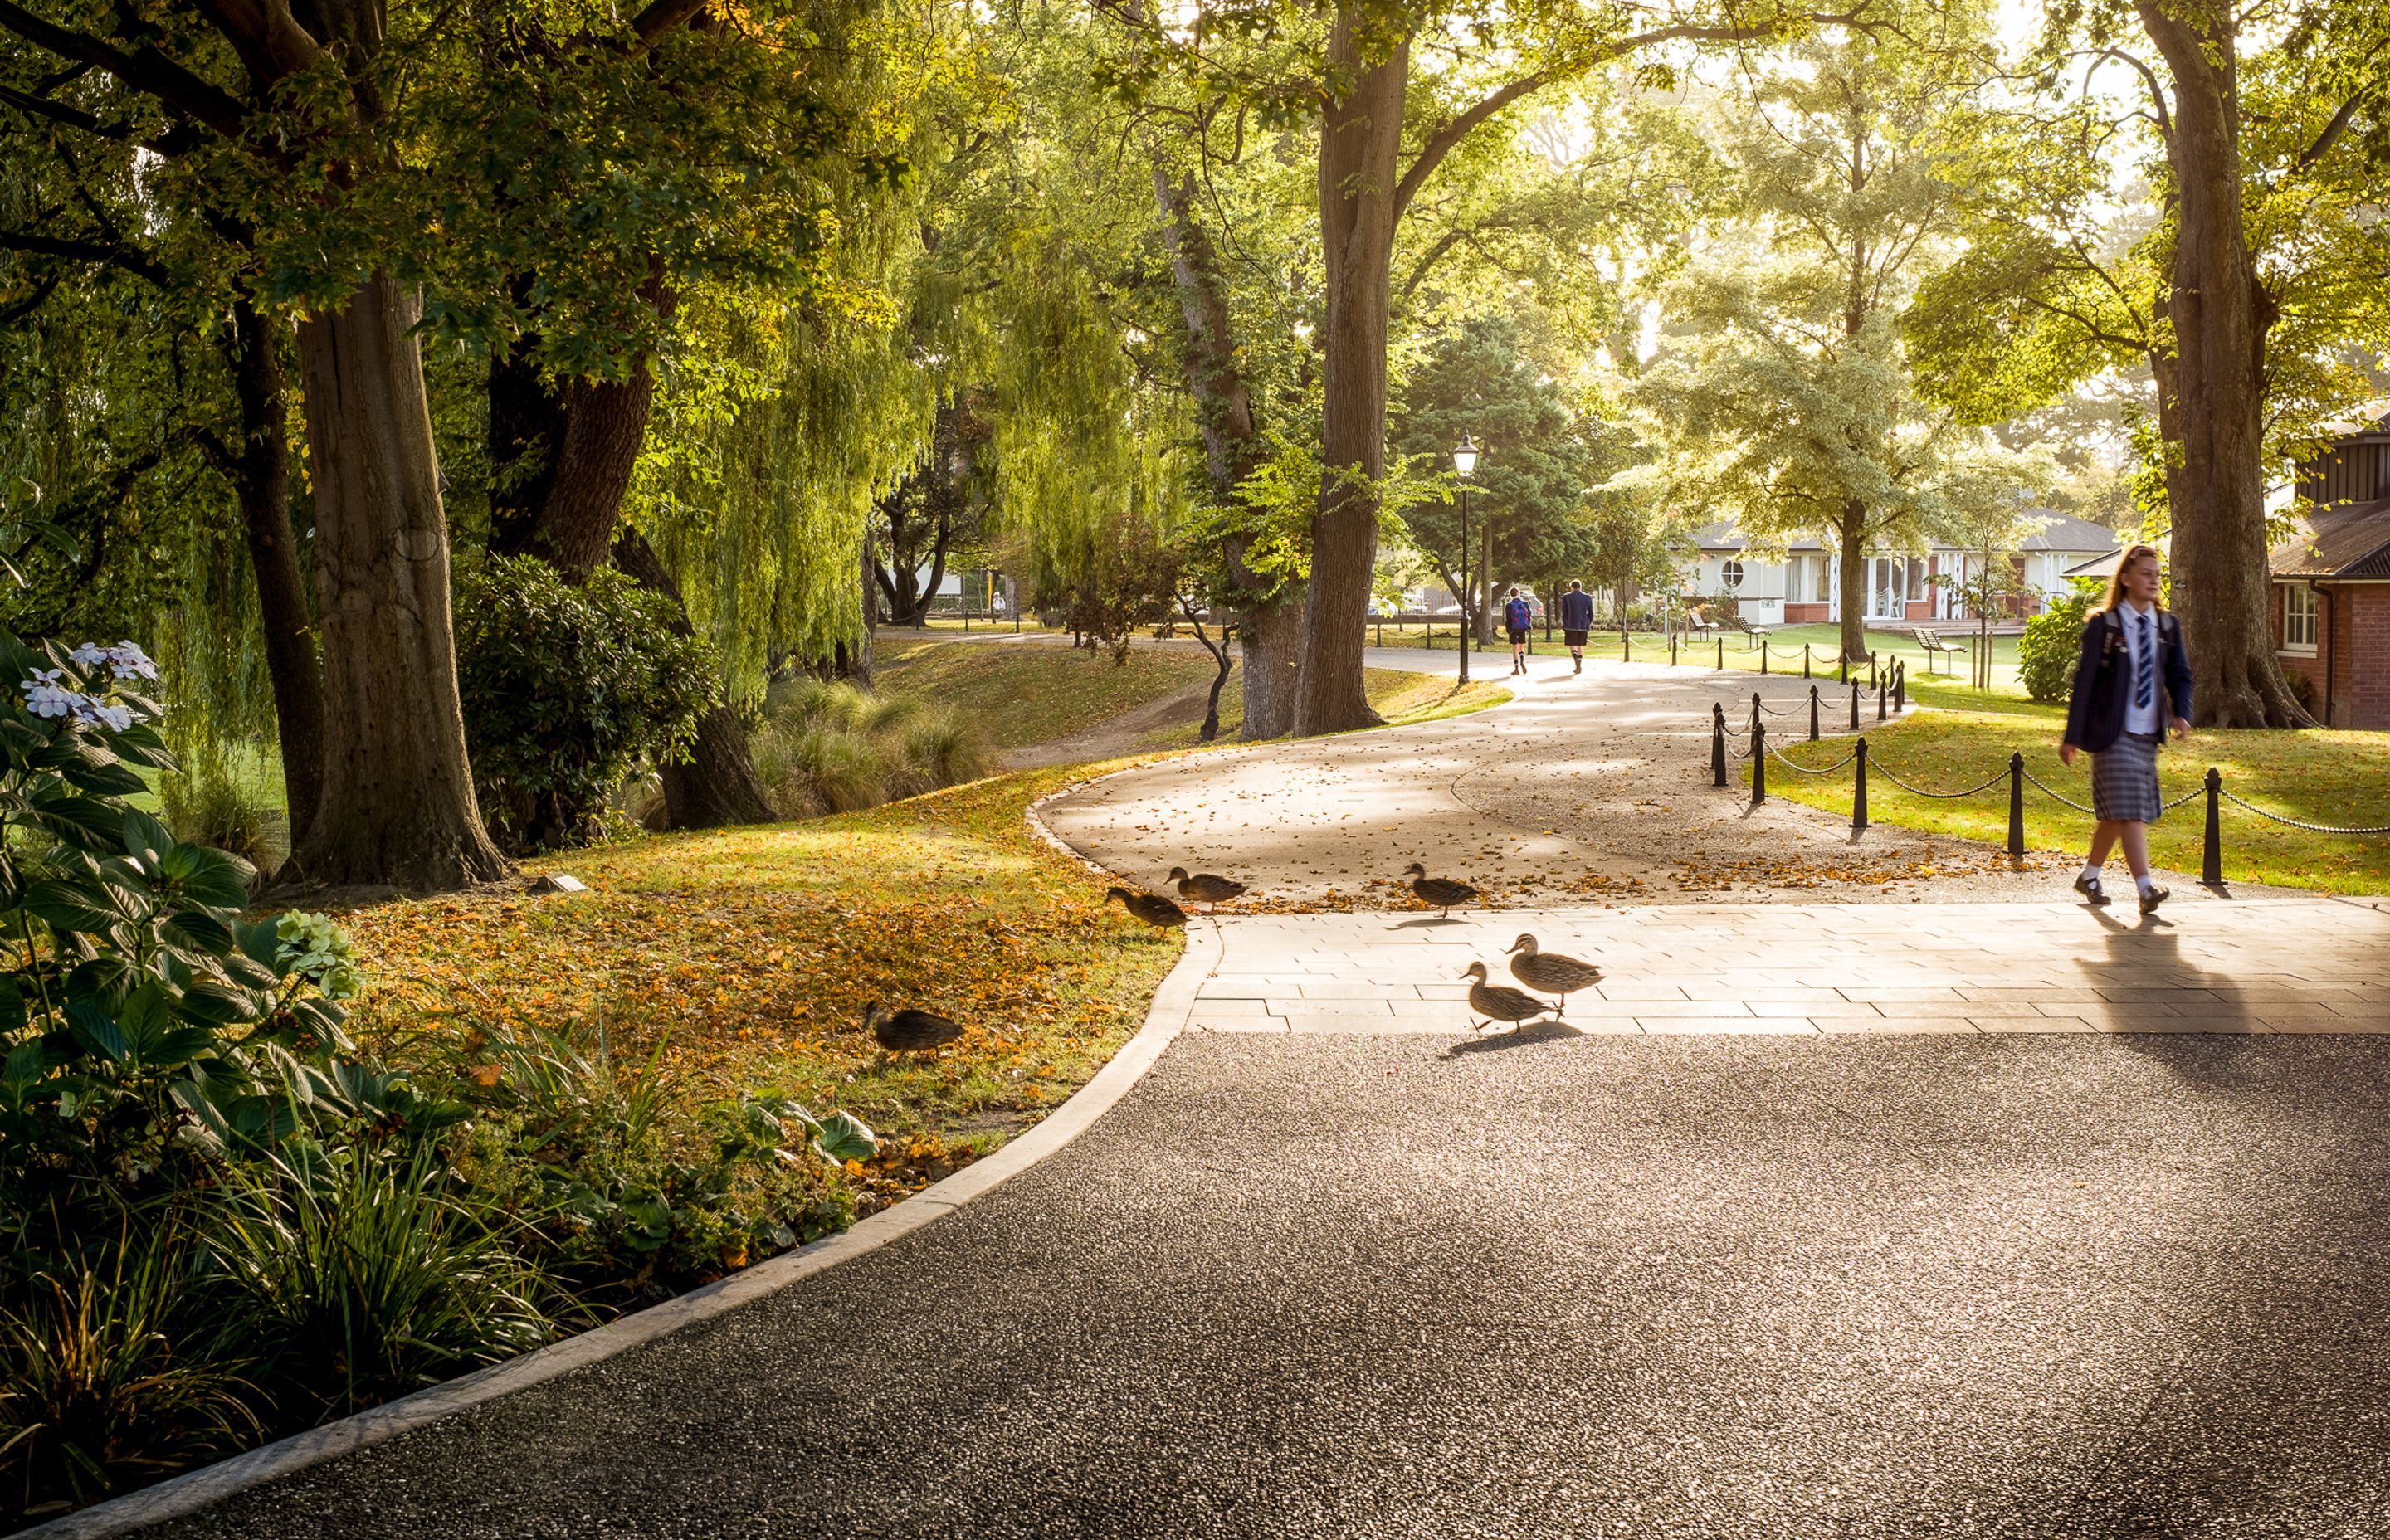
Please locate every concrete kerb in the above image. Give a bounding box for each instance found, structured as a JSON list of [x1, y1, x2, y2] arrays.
[[24, 927, 1222, 1540]]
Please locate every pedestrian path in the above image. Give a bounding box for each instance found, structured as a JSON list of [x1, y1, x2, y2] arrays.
[[1183, 899, 2389, 1036], [1041, 653, 2237, 905]]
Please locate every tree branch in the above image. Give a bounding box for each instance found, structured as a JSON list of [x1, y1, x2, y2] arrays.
[[630, 0, 711, 45], [0, 2, 250, 138], [0, 228, 169, 287], [2296, 86, 2371, 172]]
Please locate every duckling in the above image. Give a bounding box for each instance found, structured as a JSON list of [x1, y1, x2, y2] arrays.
[[864, 1002, 966, 1055], [1168, 866, 1248, 911], [1402, 861, 1478, 916], [1106, 886, 1189, 928], [1505, 934, 1604, 1016], [1462, 962, 1554, 1034]]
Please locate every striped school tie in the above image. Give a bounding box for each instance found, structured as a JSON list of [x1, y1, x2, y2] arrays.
[[2135, 614, 2154, 711]]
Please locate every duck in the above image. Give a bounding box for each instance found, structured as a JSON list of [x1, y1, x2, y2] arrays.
[[1402, 862, 1478, 917], [1168, 867, 1248, 911], [1106, 886, 1189, 928], [1461, 962, 1555, 1034], [864, 1002, 966, 1055], [1505, 934, 1604, 1016]]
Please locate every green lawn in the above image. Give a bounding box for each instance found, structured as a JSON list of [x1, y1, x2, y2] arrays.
[[1763, 696, 2390, 894], [876, 639, 1222, 747]]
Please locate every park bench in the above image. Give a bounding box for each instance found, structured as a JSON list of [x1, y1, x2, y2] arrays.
[[1911, 626, 1965, 675]]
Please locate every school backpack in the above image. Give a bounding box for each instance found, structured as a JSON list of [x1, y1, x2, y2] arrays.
[[1505, 596, 1533, 631]]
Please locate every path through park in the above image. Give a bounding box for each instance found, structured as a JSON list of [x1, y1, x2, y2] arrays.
[[135, 655, 2390, 1540]]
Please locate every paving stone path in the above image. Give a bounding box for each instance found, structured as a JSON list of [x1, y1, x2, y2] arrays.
[[129, 652, 2390, 1539]]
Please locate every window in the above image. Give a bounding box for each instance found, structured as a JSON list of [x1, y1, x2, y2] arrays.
[[2282, 583, 2319, 654], [1787, 553, 1819, 602], [1720, 558, 1744, 590]]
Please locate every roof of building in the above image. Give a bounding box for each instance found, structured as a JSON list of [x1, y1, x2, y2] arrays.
[[2271, 498, 2390, 578], [1694, 514, 2119, 556]]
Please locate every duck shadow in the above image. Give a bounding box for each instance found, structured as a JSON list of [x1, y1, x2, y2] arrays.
[[1388, 915, 1466, 929], [1441, 1020, 1583, 1057]]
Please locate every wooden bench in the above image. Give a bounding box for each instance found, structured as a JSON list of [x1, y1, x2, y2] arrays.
[[1911, 626, 1965, 675]]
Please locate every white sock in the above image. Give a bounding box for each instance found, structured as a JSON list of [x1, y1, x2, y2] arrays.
[[2136, 874, 2156, 896], [2081, 862, 2102, 882]]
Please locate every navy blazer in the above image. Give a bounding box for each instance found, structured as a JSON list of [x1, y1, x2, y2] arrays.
[[2062, 606, 2193, 753], [1558, 590, 1595, 631]]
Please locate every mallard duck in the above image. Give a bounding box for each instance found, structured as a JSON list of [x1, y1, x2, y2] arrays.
[[1168, 866, 1248, 911], [1106, 886, 1188, 928], [864, 1002, 965, 1055], [1402, 861, 1477, 916], [1506, 934, 1603, 1015], [1462, 962, 1554, 1034]]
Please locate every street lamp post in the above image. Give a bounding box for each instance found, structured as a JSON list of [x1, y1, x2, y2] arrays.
[[1453, 433, 1479, 685]]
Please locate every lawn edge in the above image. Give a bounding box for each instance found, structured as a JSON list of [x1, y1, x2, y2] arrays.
[[22, 924, 1222, 1540]]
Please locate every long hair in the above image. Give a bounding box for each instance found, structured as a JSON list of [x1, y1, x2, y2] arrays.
[[2098, 543, 2163, 614]]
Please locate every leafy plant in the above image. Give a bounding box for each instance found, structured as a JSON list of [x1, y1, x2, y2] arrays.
[[0, 1216, 257, 1516], [156, 771, 280, 878], [453, 555, 719, 853], [212, 1148, 554, 1417], [2017, 580, 2098, 703]]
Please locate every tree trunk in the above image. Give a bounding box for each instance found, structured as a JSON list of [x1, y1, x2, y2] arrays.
[[288, 272, 508, 890], [1237, 594, 1304, 738], [541, 373, 657, 579], [1151, 165, 1300, 738], [1295, 14, 1407, 736], [224, 295, 325, 847], [1836, 509, 1866, 664], [612, 528, 778, 827], [2136, 3, 2309, 727]]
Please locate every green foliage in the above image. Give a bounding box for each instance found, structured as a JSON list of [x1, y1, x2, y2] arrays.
[[749, 676, 992, 816], [157, 769, 280, 880], [212, 1148, 554, 1418], [454, 556, 719, 854], [442, 1025, 862, 1298], [0, 1216, 258, 1515], [2017, 582, 2097, 703]]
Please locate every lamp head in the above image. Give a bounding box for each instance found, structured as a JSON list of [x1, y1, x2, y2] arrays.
[[1451, 433, 1480, 480]]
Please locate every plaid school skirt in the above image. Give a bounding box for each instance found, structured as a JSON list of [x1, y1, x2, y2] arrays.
[[2091, 731, 2164, 823]]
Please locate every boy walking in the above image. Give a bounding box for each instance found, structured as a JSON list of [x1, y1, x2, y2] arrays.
[[1558, 580, 1594, 674], [1503, 588, 1534, 675], [2059, 543, 2192, 914]]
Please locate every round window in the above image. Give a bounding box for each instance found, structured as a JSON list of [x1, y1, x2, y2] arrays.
[[1721, 559, 1744, 590]]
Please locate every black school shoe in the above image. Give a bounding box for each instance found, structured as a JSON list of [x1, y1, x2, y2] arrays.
[[2139, 884, 2168, 915], [2072, 872, 2110, 906]]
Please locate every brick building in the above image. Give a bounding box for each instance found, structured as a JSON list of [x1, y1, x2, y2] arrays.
[[2271, 426, 2390, 729]]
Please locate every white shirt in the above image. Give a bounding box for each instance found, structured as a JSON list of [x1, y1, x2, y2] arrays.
[[2120, 598, 2163, 736]]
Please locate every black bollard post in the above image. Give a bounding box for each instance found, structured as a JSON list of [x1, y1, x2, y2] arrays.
[[1751, 719, 1768, 807], [1716, 636, 1725, 670], [1622, 632, 1632, 663], [1375, 616, 1383, 648], [2202, 767, 2224, 885], [1809, 684, 1820, 742], [1671, 632, 1679, 667], [1894, 660, 1905, 712], [1877, 673, 1887, 722], [1802, 644, 1812, 680], [1848, 679, 1860, 732], [1761, 637, 1769, 675], [1841, 650, 1849, 684], [1750, 691, 1763, 742], [1869, 651, 1879, 692], [1854, 737, 1870, 831], [2007, 752, 2026, 859], [1711, 703, 1728, 788]]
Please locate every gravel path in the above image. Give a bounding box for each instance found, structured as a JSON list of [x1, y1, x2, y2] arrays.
[[1039, 652, 2204, 907]]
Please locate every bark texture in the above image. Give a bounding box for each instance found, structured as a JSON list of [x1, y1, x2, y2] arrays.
[[2137, 2, 2310, 727], [614, 528, 778, 826], [290, 273, 508, 889], [224, 295, 324, 846], [1296, 14, 1407, 736], [1150, 165, 1300, 737], [1837, 508, 1867, 665]]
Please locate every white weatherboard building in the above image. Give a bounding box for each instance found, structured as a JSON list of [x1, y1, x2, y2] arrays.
[[1684, 516, 2119, 627]]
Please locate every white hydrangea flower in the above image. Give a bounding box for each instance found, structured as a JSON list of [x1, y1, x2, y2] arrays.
[[21, 673, 74, 719], [104, 641, 158, 681], [68, 642, 107, 668]]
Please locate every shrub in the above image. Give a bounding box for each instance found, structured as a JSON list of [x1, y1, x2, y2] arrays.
[[157, 769, 280, 878], [454, 555, 719, 853], [2017, 581, 2099, 703], [749, 675, 989, 816], [0, 1218, 257, 1515], [212, 1148, 554, 1418]]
